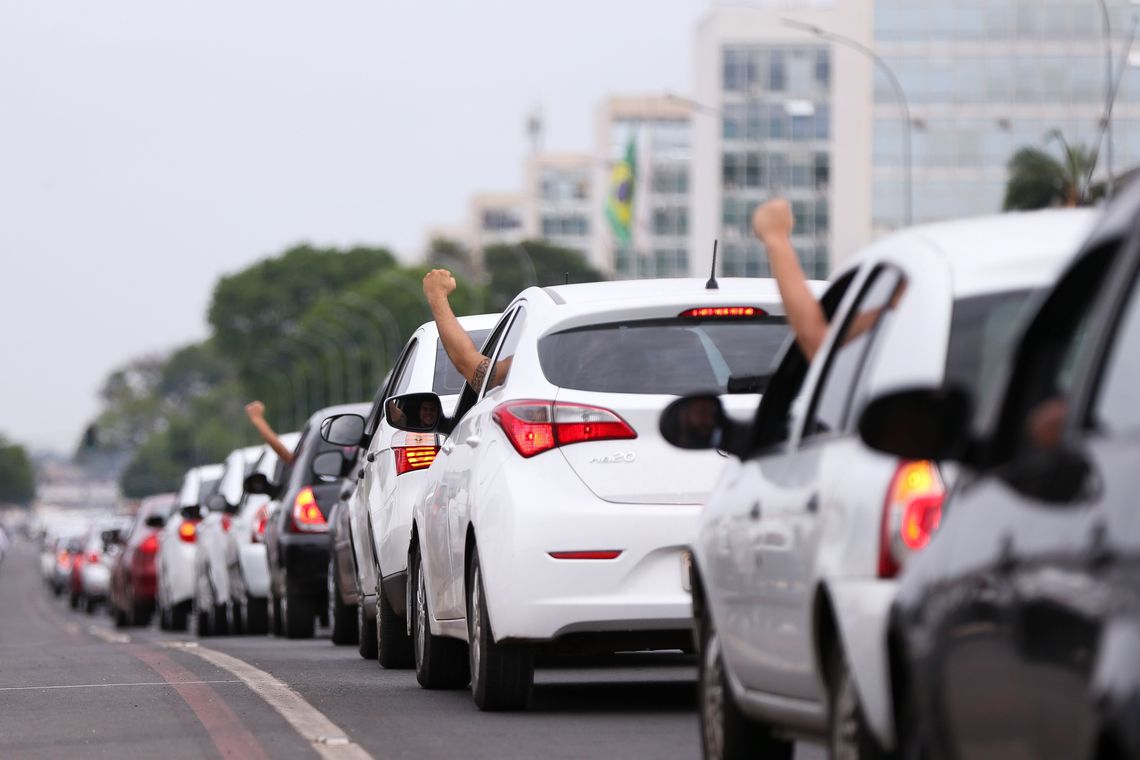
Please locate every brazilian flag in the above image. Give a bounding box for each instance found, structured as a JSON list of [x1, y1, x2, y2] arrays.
[[606, 137, 636, 245]]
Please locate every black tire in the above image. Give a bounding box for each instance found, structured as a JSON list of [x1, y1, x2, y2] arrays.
[[113, 605, 130, 629], [69, 590, 80, 610], [411, 545, 469, 690], [467, 548, 533, 711], [357, 593, 378, 660], [328, 557, 358, 646], [697, 607, 792, 760], [84, 595, 99, 615], [211, 603, 229, 636], [171, 600, 190, 631], [244, 597, 270, 636], [829, 646, 889, 760], [269, 590, 284, 637], [194, 597, 212, 638], [158, 603, 171, 631], [228, 601, 243, 635], [377, 576, 414, 669], [282, 589, 315, 640], [132, 604, 152, 628]]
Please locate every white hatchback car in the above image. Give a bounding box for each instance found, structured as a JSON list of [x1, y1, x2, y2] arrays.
[[156, 463, 223, 631], [390, 278, 807, 710], [665, 210, 1098, 759], [324, 314, 498, 665]]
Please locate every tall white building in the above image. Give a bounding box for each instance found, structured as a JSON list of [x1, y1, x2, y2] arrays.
[[691, 1, 875, 281], [872, 0, 1140, 234], [591, 95, 695, 279], [525, 152, 595, 258]]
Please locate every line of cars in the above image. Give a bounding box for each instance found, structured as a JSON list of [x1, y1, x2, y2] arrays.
[[35, 187, 1139, 758]]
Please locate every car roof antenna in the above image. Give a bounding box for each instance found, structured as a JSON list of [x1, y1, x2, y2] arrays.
[[706, 240, 719, 290], [564, 271, 570, 284]]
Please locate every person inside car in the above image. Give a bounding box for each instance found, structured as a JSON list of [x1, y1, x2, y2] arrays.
[[244, 400, 295, 464]]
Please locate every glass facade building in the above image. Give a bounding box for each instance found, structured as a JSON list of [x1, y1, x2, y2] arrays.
[[719, 44, 833, 279], [873, 0, 1140, 232]]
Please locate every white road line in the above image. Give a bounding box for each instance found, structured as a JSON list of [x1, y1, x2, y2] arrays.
[[86, 625, 130, 644], [165, 642, 374, 760], [0, 680, 241, 692]]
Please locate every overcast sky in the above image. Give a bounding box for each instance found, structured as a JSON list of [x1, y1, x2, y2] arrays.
[[0, 0, 709, 453]]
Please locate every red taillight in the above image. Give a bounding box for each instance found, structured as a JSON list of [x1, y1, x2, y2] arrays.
[[221, 515, 232, 532], [178, 520, 199, 543], [394, 446, 440, 475], [548, 550, 623, 560], [251, 505, 269, 543], [493, 400, 637, 458], [878, 461, 944, 579], [678, 306, 767, 319], [57, 550, 70, 567], [291, 487, 327, 532], [139, 534, 158, 554], [85, 551, 100, 564]]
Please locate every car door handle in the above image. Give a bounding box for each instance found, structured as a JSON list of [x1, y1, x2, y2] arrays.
[[466, 436, 482, 448], [749, 502, 761, 520], [805, 493, 819, 513]]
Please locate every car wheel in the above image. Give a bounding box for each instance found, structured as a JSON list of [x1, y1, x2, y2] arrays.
[[158, 602, 171, 631], [170, 600, 190, 631], [411, 545, 469, 689], [227, 601, 243, 635], [84, 595, 99, 615], [377, 575, 413, 669], [132, 603, 152, 628], [113, 605, 130, 629], [698, 607, 792, 760], [328, 556, 358, 646], [357, 584, 378, 660], [211, 603, 229, 636], [243, 597, 269, 636], [829, 646, 887, 760], [69, 590, 80, 610], [282, 589, 315, 640], [467, 547, 533, 711], [269, 590, 284, 637]]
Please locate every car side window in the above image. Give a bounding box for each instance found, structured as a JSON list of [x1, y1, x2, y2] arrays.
[[451, 308, 516, 422], [480, 306, 527, 397], [1089, 268, 1140, 437], [752, 270, 858, 451], [392, 339, 420, 397], [803, 266, 905, 439]]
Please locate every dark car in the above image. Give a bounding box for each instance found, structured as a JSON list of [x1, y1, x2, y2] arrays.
[[261, 402, 370, 639], [859, 181, 1140, 759], [109, 493, 178, 627]]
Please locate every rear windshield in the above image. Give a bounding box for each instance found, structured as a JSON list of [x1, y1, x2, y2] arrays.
[[944, 289, 1033, 395], [538, 317, 789, 394], [434, 328, 492, 395]]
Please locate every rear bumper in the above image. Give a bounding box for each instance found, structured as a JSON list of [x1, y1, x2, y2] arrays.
[[278, 534, 329, 597], [82, 565, 111, 596]]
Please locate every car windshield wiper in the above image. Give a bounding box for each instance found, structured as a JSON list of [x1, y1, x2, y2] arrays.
[[726, 374, 769, 394]]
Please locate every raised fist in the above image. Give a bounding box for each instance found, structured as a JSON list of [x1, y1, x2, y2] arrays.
[[423, 269, 457, 302], [751, 198, 795, 244]]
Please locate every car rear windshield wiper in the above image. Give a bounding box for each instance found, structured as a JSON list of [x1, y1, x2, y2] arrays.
[[726, 374, 769, 394]]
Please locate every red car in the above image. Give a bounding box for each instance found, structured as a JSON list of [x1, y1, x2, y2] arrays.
[[109, 493, 177, 627]]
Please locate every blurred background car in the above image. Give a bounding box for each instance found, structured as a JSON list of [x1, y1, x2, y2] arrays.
[[861, 179, 1140, 760], [193, 444, 262, 637], [156, 464, 222, 631], [262, 403, 369, 639], [109, 493, 178, 628], [324, 314, 496, 663], [73, 516, 131, 614], [223, 433, 300, 635], [670, 208, 1098, 760]]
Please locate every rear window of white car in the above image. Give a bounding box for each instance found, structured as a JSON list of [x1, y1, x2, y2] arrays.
[[944, 289, 1033, 395], [433, 329, 492, 395], [538, 317, 789, 394]]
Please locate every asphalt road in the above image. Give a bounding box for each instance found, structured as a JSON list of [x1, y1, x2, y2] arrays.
[[0, 538, 824, 759]]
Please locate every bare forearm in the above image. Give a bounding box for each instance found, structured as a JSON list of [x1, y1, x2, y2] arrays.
[[764, 236, 827, 361], [427, 294, 483, 384], [252, 418, 293, 463]]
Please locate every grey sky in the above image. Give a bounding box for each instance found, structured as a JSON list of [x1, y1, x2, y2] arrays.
[[0, 0, 707, 453]]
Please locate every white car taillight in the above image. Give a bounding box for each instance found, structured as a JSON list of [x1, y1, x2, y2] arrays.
[[493, 400, 636, 458], [878, 460, 944, 579]]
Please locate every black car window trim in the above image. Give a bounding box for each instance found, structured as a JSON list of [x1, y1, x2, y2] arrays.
[[749, 268, 859, 454], [800, 265, 905, 445], [479, 304, 527, 400], [450, 307, 517, 426]]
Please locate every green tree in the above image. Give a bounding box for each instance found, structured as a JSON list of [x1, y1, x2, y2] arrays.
[[483, 240, 604, 311], [426, 237, 479, 281], [1004, 130, 1098, 211], [0, 434, 36, 506]]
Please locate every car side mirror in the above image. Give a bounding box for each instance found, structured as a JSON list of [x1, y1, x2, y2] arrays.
[[243, 472, 274, 496], [100, 529, 122, 547], [143, 514, 166, 529], [385, 392, 444, 433], [858, 386, 974, 462], [660, 394, 751, 458], [312, 450, 346, 480], [179, 504, 202, 521], [321, 413, 366, 446]]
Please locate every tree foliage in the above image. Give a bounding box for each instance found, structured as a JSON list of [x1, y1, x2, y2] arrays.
[[1004, 132, 1098, 211], [483, 239, 604, 311], [0, 434, 36, 506]]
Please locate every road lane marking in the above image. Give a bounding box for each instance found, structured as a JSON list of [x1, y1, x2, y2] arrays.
[[131, 645, 271, 760], [0, 680, 241, 692], [166, 642, 374, 760], [86, 624, 130, 644]]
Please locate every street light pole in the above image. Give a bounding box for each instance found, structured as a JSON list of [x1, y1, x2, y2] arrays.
[[1097, 0, 1115, 200], [783, 18, 913, 227]]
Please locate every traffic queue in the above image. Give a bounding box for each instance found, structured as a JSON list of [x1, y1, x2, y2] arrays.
[[35, 185, 1140, 760]]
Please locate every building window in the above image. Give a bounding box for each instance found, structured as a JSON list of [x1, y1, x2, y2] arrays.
[[483, 210, 521, 232], [768, 51, 787, 91]]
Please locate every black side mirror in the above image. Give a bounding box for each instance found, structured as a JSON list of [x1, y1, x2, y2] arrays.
[[100, 529, 122, 547], [321, 414, 366, 446], [143, 514, 166, 529], [660, 394, 751, 458], [206, 493, 230, 513], [179, 504, 203, 521], [858, 386, 973, 462], [243, 472, 274, 496], [312, 450, 346, 480], [385, 392, 444, 433]]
